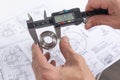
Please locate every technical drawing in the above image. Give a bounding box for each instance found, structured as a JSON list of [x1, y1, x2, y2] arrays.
[[88, 61, 98, 73], [16, 14, 28, 30], [0, 23, 16, 37], [0, 1, 120, 78], [98, 51, 114, 65], [63, 31, 87, 53], [28, 5, 52, 21], [14, 69, 31, 80], [99, 27, 110, 36], [91, 41, 111, 54], [87, 59, 104, 75], [1, 45, 30, 68], [0, 70, 4, 80], [2, 66, 34, 80], [111, 44, 120, 56], [115, 29, 120, 36], [83, 53, 104, 75], [18, 40, 33, 61], [0, 19, 26, 38]]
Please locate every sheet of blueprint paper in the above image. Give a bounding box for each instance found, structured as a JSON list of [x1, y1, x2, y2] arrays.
[[0, 0, 120, 80]]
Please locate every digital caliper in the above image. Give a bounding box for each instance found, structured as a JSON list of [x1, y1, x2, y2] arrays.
[[27, 8, 108, 49]]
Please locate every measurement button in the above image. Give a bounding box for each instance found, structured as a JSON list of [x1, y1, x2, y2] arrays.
[[67, 21, 71, 23], [63, 10, 69, 13], [41, 22, 45, 25], [60, 22, 65, 24], [46, 21, 49, 24]]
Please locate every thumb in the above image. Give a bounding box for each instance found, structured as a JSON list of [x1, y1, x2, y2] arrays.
[[85, 15, 112, 29], [60, 36, 76, 61]]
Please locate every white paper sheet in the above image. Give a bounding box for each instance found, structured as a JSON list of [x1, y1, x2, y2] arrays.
[[0, 0, 120, 79]]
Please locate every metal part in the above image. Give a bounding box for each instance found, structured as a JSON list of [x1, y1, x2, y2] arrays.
[[39, 31, 57, 50], [83, 17, 88, 24], [27, 13, 33, 21], [55, 26, 61, 39], [27, 14, 41, 47], [44, 10, 51, 22], [44, 10, 47, 20]]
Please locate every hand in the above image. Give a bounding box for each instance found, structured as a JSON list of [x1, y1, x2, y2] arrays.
[[85, 0, 120, 29], [32, 37, 95, 80]]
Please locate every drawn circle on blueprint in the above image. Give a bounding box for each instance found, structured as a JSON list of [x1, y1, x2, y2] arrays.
[[16, 70, 30, 80], [7, 69, 32, 80], [1, 46, 30, 67], [0, 24, 16, 37], [63, 31, 87, 53], [1, 52, 19, 67]]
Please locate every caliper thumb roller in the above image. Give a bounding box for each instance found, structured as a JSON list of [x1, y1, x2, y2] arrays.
[[27, 8, 108, 50]]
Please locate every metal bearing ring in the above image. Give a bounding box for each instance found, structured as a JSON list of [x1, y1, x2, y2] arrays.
[[39, 31, 57, 50]]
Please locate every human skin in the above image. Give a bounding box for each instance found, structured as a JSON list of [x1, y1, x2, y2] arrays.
[[31, 0, 120, 80], [32, 37, 95, 80], [85, 0, 120, 29]]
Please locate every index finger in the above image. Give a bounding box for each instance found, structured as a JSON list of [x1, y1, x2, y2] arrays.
[[85, 0, 101, 11], [32, 44, 48, 66], [85, 0, 109, 11]]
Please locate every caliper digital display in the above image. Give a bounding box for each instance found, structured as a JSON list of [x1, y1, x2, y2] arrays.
[[52, 8, 82, 27], [54, 13, 75, 23]]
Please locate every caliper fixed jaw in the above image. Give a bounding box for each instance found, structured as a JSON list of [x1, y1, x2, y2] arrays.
[[27, 14, 42, 48], [26, 12, 60, 50]]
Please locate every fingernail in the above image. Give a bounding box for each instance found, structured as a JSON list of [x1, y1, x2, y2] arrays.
[[63, 36, 69, 43], [32, 43, 36, 51], [85, 22, 93, 30], [32, 43, 43, 53]]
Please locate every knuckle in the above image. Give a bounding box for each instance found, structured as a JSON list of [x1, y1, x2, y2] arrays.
[[32, 54, 38, 61], [72, 54, 86, 63], [41, 72, 51, 80], [90, 16, 100, 26], [32, 59, 39, 68], [32, 53, 36, 59]]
